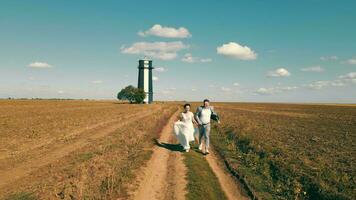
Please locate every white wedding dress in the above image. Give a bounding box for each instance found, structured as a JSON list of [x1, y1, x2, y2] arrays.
[[173, 111, 196, 150]]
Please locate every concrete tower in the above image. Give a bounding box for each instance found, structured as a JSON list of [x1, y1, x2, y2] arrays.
[[137, 59, 154, 103]]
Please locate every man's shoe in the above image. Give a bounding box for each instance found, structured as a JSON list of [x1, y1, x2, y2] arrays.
[[198, 144, 203, 151], [185, 149, 190, 152], [205, 149, 210, 154]]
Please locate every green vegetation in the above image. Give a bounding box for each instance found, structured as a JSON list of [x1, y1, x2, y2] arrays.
[[76, 152, 94, 163], [211, 103, 356, 200], [184, 145, 227, 200], [117, 85, 146, 104], [5, 192, 36, 200]]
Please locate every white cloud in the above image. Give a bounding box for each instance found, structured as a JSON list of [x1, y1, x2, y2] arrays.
[[181, 53, 212, 63], [28, 77, 35, 80], [305, 72, 355, 90], [255, 86, 297, 95], [301, 66, 324, 72], [330, 80, 346, 87], [320, 56, 338, 61], [121, 41, 189, 60], [339, 72, 356, 79], [217, 42, 257, 60], [306, 81, 332, 90], [154, 67, 167, 72], [191, 88, 197, 91], [200, 58, 213, 62], [302, 71, 354, 91], [345, 58, 356, 65], [57, 90, 64, 94], [91, 80, 103, 84], [221, 87, 231, 92], [339, 72, 356, 84], [28, 62, 53, 68], [267, 68, 291, 77], [306, 80, 347, 90], [138, 24, 191, 38], [233, 82, 240, 86], [280, 86, 298, 91], [152, 76, 159, 81], [255, 88, 274, 95]]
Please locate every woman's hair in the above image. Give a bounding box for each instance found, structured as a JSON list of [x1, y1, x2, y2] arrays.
[[184, 103, 191, 108]]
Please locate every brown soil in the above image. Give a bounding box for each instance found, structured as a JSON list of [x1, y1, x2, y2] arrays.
[[129, 110, 187, 200], [205, 149, 249, 200], [0, 109, 157, 189]]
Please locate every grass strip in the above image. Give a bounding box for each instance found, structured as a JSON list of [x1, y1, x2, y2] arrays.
[[183, 145, 227, 200]]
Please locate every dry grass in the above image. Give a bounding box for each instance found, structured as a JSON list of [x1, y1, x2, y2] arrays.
[[210, 103, 356, 200], [0, 100, 178, 199]]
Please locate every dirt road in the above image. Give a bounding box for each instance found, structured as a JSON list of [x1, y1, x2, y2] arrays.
[[205, 150, 249, 200], [130, 110, 249, 200], [130, 110, 187, 200]]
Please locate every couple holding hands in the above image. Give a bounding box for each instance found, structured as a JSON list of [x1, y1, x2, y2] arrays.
[[173, 99, 220, 154]]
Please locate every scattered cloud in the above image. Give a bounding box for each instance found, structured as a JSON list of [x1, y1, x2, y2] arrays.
[[344, 58, 356, 65], [306, 81, 334, 90], [267, 68, 291, 77], [138, 24, 191, 38], [217, 42, 257, 60], [301, 66, 324, 72], [191, 88, 197, 91], [233, 82, 240, 86], [221, 87, 231, 92], [154, 67, 167, 72], [181, 53, 212, 63], [320, 56, 338, 61], [255, 88, 274, 95], [330, 80, 346, 86], [57, 90, 64, 94], [152, 76, 159, 81], [255, 86, 297, 95], [28, 62, 53, 68], [91, 80, 103, 84], [121, 41, 189, 60], [306, 80, 350, 90], [304, 72, 355, 90], [339, 72, 356, 83]]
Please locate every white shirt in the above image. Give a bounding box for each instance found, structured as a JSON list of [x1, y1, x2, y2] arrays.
[[200, 107, 212, 124]]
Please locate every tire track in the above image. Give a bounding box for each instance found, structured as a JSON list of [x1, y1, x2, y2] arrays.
[[205, 149, 250, 200], [130, 109, 187, 200]]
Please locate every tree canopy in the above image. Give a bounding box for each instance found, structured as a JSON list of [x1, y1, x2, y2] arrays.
[[117, 85, 146, 104]]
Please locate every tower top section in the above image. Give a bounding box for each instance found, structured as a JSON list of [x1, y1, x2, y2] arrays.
[[138, 59, 154, 69]]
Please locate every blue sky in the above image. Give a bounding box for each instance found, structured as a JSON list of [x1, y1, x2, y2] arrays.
[[0, 0, 355, 102]]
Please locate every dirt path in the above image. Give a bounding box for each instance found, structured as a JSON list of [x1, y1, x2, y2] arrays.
[[0, 109, 159, 189], [130, 109, 187, 200], [130, 110, 249, 200], [205, 149, 249, 200]]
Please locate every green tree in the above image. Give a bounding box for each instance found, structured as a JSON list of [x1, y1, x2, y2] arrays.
[[117, 85, 146, 104], [133, 88, 146, 103]]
